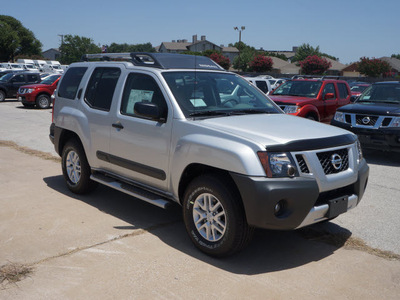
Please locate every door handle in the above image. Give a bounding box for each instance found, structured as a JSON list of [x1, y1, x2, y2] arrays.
[[112, 122, 124, 129]]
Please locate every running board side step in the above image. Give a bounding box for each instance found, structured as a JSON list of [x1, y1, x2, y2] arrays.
[[90, 173, 172, 209]]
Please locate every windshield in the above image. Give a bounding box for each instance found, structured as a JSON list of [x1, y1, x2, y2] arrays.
[[0, 73, 13, 82], [162, 72, 280, 118], [41, 74, 60, 85], [271, 80, 322, 98], [351, 85, 369, 92], [358, 84, 400, 104]]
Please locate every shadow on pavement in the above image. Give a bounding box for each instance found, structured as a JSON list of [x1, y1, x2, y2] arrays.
[[363, 149, 400, 167], [43, 174, 352, 275]]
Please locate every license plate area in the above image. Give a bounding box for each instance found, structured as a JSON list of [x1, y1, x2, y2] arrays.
[[327, 196, 348, 219]]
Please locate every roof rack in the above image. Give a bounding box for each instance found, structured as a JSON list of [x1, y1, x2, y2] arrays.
[[291, 75, 342, 81], [81, 52, 225, 71]]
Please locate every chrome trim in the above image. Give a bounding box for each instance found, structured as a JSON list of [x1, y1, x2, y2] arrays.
[[296, 194, 358, 229]]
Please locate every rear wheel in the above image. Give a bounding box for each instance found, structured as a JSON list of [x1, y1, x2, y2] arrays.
[[183, 174, 253, 257], [61, 139, 98, 194], [36, 94, 51, 109], [0, 90, 5, 102]]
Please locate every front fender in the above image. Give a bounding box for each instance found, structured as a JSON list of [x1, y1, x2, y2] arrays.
[[298, 104, 320, 119], [169, 134, 265, 197]]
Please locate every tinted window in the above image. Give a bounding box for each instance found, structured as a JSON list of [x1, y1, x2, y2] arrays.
[[13, 74, 25, 83], [84, 67, 120, 111], [272, 80, 322, 98], [121, 73, 167, 119], [27, 74, 39, 83], [255, 80, 268, 93], [58, 67, 87, 100], [338, 83, 349, 99], [322, 83, 336, 98]]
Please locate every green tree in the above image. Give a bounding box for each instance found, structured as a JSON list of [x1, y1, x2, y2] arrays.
[[0, 15, 42, 61], [299, 55, 331, 75], [231, 42, 257, 71], [248, 54, 273, 72], [357, 57, 391, 77], [107, 42, 155, 53], [59, 35, 101, 64], [391, 53, 400, 59], [292, 43, 338, 63]]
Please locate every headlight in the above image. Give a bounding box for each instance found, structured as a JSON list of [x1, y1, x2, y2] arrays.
[[334, 111, 345, 123], [283, 105, 300, 114], [356, 139, 363, 163], [388, 117, 400, 128], [257, 152, 297, 178]]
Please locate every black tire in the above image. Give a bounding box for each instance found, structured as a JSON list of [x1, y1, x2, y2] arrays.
[[306, 114, 317, 121], [183, 174, 253, 257], [0, 90, 5, 102], [36, 94, 51, 109], [61, 139, 98, 194]]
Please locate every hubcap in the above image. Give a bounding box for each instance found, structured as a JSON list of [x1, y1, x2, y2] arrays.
[[66, 150, 81, 184], [39, 97, 48, 108], [193, 193, 226, 242]]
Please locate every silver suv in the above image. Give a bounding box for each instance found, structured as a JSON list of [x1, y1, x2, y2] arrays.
[[50, 53, 369, 257]]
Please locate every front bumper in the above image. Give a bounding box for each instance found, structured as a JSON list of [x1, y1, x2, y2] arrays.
[[331, 120, 400, 152], [230, 160, 369, 230]]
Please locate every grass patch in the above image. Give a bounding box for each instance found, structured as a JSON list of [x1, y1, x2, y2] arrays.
[[0, 263, 33, 286], [299, 227, 400, 261], [0, 140, 60, 162]]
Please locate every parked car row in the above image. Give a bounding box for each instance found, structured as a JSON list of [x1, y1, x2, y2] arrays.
[[0, 70, 60, 108], [0, 59, 68, 74]]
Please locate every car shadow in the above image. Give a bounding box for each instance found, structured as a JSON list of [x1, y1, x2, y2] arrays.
[[363, 149, 400, 167], [43, 175, 353, 275]]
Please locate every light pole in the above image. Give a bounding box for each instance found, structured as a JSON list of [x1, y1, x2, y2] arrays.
[[234, 26, 245, 71]]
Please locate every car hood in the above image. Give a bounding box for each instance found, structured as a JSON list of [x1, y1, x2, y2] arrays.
[[268, 95, 316, 105], [337, 102, 400, 115], [199, 113, 351, 148], [20, 83, 50, 89]]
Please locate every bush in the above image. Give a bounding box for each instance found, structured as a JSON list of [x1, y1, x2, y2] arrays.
[[299, 55, 331, 75], [208, 52, 231, 70], [248, 54, 273, 72], [357, 57, 391, 77]]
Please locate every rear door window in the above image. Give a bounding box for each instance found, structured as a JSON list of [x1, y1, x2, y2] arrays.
[[338, 83, 349, 99], [84, 67, 121, 111], [255, 80, 268, 93], [58, 67, 88, 100]]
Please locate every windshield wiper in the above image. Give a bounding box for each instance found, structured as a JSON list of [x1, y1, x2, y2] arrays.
[[230, 109, 273, 115], [189, 110, 229, 117]]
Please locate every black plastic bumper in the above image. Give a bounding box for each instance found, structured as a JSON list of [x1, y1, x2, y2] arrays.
[[230, 161, 369, 230], [331, 120, 400, 152]]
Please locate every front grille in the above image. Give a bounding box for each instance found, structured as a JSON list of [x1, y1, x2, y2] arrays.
[[317, 148, 349, 175], [314, 184, 354, 206], [382, 117, 393, 127], [356, 114, 378, 126], [296, 154, 310, 173], [345, 114, 351, 123]]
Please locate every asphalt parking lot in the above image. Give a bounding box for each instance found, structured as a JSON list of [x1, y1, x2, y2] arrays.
[[1, 99, 399, 299]]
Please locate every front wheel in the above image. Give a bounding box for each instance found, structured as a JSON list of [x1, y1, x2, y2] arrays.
[[36, 94, 51, 109], [61, 139, 98, 194], [0, 90, 5, 102], [183, 174, 253, 257]]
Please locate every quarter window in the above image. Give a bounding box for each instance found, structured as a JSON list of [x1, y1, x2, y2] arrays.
[[58, 67, 87, 100], [84, 67, 121, 111]]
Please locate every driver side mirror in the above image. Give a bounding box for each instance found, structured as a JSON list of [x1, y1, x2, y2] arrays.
[[324, 93, 335, 100], [134, 101, 165, 122]]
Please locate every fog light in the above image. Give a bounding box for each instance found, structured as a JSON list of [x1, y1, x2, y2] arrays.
[[287, 165, 296, 177], [274, 200, 285, 216]]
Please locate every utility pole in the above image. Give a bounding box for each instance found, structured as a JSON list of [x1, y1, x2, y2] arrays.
[[234, 26, 245, 71], [58, 34, 64, 47]]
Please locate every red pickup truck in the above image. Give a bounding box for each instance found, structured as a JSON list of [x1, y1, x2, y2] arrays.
[[268, 77, 352, 123], [17, 74, 61, 109]]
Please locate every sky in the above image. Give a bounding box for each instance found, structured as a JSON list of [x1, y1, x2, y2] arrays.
[[2, 0, 400, 64]]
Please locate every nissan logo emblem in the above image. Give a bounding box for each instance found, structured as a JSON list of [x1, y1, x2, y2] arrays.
[[331, 154, 343, 170], [362, 116, 370, 125]]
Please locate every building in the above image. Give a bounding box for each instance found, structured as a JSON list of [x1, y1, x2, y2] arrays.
[[42, 48, 61, 61], [157, 35, 239, 63], [379, 57, 400, 76]]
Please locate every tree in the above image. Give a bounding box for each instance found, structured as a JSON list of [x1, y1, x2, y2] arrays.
[[231, 42, 257, 71], [107, 42, 155, 53], [299, 55, 331, 75], [0, 15, 42, 61], [59, 35, 101, 64], [357, 57, 391, 77], [392, 53, 400, 60], [292, 43, 338, 63], [248, 54, 273, 72], [208, 52, 230, 70]]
